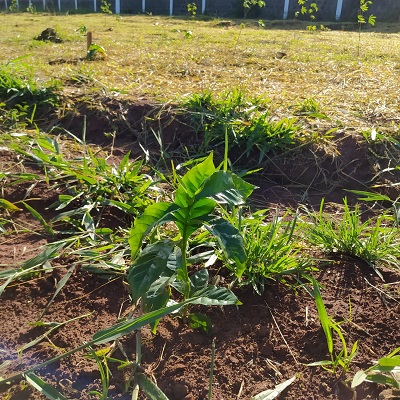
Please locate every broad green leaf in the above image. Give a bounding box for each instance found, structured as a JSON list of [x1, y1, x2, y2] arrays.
[[128, 241, 175, 304], [24, 372, 68, 400], [143, 278, 171, 333], [205, 218, 247, 273], [0, 198, 21, 212], [313, 279, 333, 356], [175, 153, 216, 208], [251, 375, 296, 400], [378, 357, 400, 367], [190, 269, 209, 292], [128, 202, 175, 258], [190, 285, 241, 306], [173, 198, 215, 237], [136, 372, 170, 400], [196, 171, 255, 206], [365, 373, 400, 388]]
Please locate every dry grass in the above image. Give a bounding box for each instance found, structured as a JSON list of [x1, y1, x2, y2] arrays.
[[0, 13, 399, 135]]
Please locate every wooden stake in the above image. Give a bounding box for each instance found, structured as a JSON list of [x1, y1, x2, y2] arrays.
[[87, 31, 92, 51]]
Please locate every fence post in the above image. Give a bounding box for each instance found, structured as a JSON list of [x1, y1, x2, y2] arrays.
[[335, 0, 343, 21], [283, 0, 289, 19], [202, 0, 205, 14]]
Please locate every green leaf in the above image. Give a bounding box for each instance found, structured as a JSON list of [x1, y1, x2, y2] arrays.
[[127, 241, 175, 304], [173, 197, 215, 237], [24, 372, 68, 400], [347, 190, 391, 202], [205, 218, 247, 274], [142, 279, 171, 333], [175, 153, 216, 208], [196, 171, 255, 206], [313, 279, 333, 356], [22, 201, 54, 236], [128, 202, 175, 258], [365, 373, 400, 388], [190, 269, 209, 292], [92, 301, 188, 344], [22, 242, 65, 270], [188, 312, 212, 333], [136, 372, 170, 400], [378, 357, 400, 367], [190, 285, 241, 306], [0, 198, 21, 212]]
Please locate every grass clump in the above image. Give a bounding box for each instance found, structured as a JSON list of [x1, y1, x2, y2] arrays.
[[181, 89, 299, 163], [0, 59, 61, 125], [220, 207, 309, 293], [306, 198, 400, 274]]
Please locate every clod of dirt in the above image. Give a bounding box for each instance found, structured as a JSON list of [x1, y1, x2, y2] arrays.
[[35, 28, 62, 43], [172, 382, 190, 399]]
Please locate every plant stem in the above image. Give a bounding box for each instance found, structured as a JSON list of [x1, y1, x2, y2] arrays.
[[208, 338, 216, 400]]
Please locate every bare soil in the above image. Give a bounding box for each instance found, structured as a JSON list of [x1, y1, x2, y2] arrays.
[[1, 99, 400, 400]]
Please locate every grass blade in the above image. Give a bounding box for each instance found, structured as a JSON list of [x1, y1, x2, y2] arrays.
[[24, 372, 68, 400], [312, 278, 333, 356]]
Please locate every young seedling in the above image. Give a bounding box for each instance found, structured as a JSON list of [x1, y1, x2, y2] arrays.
[[358, 0, 376, 57], [352, 347, 400, 389], [308, 279, 358, 375]]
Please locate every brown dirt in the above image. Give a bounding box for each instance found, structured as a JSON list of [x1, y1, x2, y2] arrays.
[[1, 99, 400, 400]]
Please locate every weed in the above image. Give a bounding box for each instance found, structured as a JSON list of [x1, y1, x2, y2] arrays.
[[358, 0, 376, 57], [8, 0, 18, 12]]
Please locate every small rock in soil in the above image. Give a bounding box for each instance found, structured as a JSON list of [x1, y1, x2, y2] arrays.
[[172, 382, 189, 399]]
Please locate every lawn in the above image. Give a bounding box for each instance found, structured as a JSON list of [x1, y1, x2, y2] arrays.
[[0, 12, 399, 400]]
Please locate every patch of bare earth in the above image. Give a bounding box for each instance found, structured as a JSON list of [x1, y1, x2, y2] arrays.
[[1, 99, 399, 400]]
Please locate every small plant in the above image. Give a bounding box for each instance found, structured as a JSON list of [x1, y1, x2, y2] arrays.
[[243, 0, 266, 19], [8, 0, 18, 12], [87, 43, 107, 60], [293, 97, 328, 119], [358, 0, 376, 56], [26, 3, 36, 13], [295, 0, 318, 30], [100, 0, 112, 26], [76, 24, 88, 34], [127, 152, 252, 320], [352, 347, 400, 389], [187, 2, 197, 18], [308, 279, 358, 375]]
